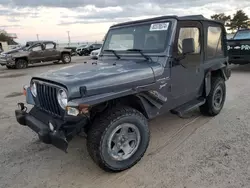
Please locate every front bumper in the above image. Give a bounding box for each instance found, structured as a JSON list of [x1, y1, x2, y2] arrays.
[[229, 55, 250, 65], [15, 104, 88, 152], [0, 58, 7, 65], [0, 58, 15, 66]]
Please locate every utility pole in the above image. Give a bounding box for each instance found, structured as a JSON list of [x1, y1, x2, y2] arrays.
[[36, 34, 39, 41], [67, 31, 71, 46]]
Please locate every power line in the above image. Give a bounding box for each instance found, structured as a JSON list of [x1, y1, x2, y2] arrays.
[[36, 34, 39, 41]]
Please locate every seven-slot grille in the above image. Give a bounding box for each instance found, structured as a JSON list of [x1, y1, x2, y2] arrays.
[[36, 82, 63, 117]]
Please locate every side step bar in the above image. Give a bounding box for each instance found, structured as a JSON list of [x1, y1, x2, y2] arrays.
[[171, 98, 206, 117]]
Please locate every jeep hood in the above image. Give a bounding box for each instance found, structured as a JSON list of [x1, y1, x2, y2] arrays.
[[34, 59, 156, 98]]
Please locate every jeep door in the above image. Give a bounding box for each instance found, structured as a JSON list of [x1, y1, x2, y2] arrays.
[[29, 44, 44, 63], [171, 21, 204, 106], [44, 42, 60, 61]]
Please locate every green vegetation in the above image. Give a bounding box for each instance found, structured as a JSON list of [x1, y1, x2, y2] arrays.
[[211, 10, 250, 33], [0, 31, 18, 45]]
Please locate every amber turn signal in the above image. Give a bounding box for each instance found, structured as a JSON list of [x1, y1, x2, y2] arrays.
[[79, 104, 90, 114], [23, 88, 27, 96], [23, 85, 28, 96]]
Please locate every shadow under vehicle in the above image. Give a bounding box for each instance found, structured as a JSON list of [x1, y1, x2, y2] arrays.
[[15, 15, 231, 172], [77, 43, 102, 56]]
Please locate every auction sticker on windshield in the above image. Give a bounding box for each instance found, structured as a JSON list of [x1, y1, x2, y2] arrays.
[[150, 23, 169, 31]]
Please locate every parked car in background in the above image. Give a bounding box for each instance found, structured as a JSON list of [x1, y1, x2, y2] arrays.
[[227, 28, 250, 65], [90, 48, 101, 59], [76, 44, 87, 55], [77, 43, 102, 56], [0, 40, 72, 69]]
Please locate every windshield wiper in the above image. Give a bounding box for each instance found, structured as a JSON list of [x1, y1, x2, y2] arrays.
[[126, 49, 152, 61], [104, 49, 120, 59]]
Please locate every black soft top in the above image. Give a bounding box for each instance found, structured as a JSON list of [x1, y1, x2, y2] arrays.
[[111, 15, 223, 28]]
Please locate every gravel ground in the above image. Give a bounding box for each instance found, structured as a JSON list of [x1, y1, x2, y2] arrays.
[[0, 58, 250, 188]]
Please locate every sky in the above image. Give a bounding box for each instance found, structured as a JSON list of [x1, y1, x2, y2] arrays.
[[0, 0, 250, 44]]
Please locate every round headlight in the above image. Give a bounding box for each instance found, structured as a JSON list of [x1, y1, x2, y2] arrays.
[[57, 89, 68, 109], [31, 82, 37, 97]]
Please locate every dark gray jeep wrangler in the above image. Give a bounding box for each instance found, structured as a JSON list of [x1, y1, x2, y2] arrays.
[[15, 15, 231, 172]]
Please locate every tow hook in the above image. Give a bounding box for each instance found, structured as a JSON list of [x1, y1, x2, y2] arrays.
[[18, 102, 27, 112]]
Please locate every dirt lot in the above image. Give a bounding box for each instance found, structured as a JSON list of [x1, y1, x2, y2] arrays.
[[0, 58, 250, 188]]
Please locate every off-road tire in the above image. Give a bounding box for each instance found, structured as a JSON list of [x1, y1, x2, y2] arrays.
[[200, 76, 226, 116], [61, 53, 71, 64], [87, 106, 150, 172], [15, 59, 28, 69]]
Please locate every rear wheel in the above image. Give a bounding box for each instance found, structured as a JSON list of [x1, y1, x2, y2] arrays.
[[61, 53, 71, 64], [15, 59, 28, 69], [87, 106, 150, 172], [200, 76, 226, 116]]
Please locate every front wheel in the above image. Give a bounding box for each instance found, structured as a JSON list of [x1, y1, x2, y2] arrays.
[[87, 106, 150, 172], [15, 59, 28, 69], [200, 77, 226, 116], [61, 53, 71, 64]]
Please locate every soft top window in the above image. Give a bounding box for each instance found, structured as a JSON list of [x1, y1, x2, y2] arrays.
[[234, 30, 250, 40], [207, 26, 223, 59]]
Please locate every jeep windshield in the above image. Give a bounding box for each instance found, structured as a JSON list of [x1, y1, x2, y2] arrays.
[[233, 30, 250, 40], [102, 22, 171, 56]]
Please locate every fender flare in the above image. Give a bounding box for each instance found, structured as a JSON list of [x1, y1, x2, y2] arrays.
[[204, 63, 231, 96]]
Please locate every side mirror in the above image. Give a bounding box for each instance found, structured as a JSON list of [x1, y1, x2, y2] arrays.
[[182, 38, 195, 54]]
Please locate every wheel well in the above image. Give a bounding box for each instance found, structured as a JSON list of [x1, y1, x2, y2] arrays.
[[204, 69, 226, 97], [90, 95, 148, 120], [118, 95, 148, 118], [15, 57, 28, 62], [211, 69, 224, 80], [84, 95, 148, 134], [61, 52, 70, 56]]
